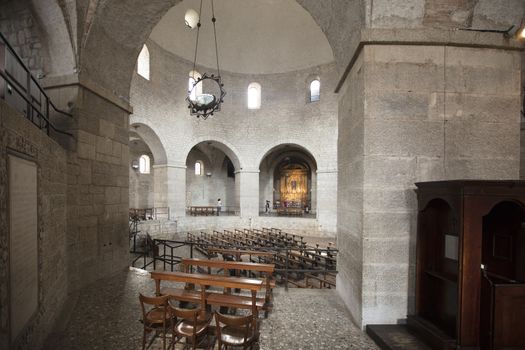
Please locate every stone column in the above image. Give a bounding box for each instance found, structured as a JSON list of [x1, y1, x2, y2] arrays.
[[316, 168, 338, 234], [152, 164, 168, 208], [235, 170, 259, 217], [165, 163, 186, 219]]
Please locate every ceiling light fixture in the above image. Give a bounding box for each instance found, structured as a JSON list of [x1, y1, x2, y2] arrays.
[[186, 0, 226, 120]]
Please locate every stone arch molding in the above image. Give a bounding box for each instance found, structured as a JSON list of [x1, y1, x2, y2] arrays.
[[79, 0, 343, 98], [256, 142, 320, 171], [182, 137, 243, 171], [130, 122, 168, 166]]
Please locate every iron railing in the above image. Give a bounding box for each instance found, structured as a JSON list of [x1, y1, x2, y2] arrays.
[[130, 239, 338, 290], [0, 31, 72, 137], [129, 207, 171, 221], [186, 206, 239, 216]]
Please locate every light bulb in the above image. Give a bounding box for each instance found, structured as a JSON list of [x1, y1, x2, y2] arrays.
[[185, 9, 199, 29]]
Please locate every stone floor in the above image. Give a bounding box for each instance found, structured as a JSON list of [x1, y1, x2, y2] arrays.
[[43, 268, 378, 350]]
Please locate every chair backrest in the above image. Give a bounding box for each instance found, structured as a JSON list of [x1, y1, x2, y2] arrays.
[[214, 312, 254, 343], [139, 293, 170, 322], [171, 306, 203, 337]]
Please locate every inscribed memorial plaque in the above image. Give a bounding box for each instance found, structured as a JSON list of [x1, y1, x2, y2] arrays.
[[8, 155, 38, 342]]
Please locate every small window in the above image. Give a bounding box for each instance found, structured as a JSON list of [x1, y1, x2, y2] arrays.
[[188, 70, 202, 101], [137, 45, 150, 80], [139, 155, 150, 174], [247, 82, 261, 109], [195, 161, 203, 175], [310, 79, 320, 102]]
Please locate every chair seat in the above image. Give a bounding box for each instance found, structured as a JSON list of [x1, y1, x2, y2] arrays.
[[174, 319, 209, 338], [145, 306, 171, 325], [220, 325, 255, 346]]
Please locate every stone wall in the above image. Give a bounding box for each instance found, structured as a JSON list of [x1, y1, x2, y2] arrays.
[[0, 100, 68, 350], [66, 88, 130, 289], [186, 146, 236, 208], [129, 138, 154, 209], [130, 40, 339, 234], [337, 50, 366, 326], [0, 0, 47, 76], [337, 42, 522, 327], [150, 216, 332, 239]]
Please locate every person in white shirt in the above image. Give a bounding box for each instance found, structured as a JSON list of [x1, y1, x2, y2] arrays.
[[217, 198, 222, 216]]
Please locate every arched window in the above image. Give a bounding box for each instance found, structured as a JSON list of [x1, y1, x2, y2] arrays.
[[137, 45, 150, 80], [139, 155, 151, 174], [195, 161, 203, 175], [310, 79, 320, 102], [247, 82, 261, 109], [188, 70, 202, 101]]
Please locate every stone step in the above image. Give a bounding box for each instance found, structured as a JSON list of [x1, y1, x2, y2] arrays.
[[366, 324, 433, 350]]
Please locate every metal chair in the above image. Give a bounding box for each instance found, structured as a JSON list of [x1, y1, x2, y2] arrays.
[[214, 312, 259, 350], [139, 293, 172, 350]]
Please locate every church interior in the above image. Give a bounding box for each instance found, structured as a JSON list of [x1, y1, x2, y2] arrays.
[[1, 0, 525, 349]]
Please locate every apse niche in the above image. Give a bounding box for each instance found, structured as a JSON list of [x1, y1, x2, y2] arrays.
[[129, 131, 155, 211], [259, 145, 317, 217], [185, 142, 239, 215]]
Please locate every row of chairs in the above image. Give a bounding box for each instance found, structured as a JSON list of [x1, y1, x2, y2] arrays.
[[139, 293, 258, 350]]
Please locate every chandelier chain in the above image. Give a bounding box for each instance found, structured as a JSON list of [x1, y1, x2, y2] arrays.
[[211, 0, 221, 77], [192, 0, 204, 79]]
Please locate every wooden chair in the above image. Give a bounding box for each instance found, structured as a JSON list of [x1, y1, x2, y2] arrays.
[[139, 293, 172, 350], [214, 312, 258, 350], [170, 304, 212, 350]]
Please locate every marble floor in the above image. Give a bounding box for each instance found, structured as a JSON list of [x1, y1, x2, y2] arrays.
[[42, 268, 378, 350]]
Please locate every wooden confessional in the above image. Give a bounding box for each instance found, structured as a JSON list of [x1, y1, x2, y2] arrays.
[[408, 181, 525, 350]]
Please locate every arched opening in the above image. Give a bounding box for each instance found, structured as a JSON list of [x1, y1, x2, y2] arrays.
[[137, 44, 150, 80], [309, 79, 320, 102], [129, 123, 169, 218], [188, 70, 202, 101], [247, 82, 261, 109], [259, 144, 317, 217], [185, 141, 240, 216], [129, 132, 155, 213]]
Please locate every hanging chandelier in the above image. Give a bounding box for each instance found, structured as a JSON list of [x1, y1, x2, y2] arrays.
[[186, 0, 226, 120]]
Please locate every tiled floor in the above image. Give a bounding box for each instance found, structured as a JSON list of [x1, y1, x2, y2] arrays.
[[43, 268, 378, 350]]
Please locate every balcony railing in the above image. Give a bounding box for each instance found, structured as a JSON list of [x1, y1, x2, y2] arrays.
[[0, 31, 72, 137]]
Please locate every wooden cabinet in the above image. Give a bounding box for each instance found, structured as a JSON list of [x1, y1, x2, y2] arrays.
[[409, 181, 525, 350]]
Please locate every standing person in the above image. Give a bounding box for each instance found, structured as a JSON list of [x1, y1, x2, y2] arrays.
[[217, 198, 222, 216], [265, 200, 270, 213]]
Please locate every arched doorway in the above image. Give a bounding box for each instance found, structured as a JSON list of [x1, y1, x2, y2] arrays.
[[185, 141, 240, 216], [259, 144, 317, 217]]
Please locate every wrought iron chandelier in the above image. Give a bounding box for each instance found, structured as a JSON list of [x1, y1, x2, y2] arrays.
[[186, 0, 226, 120]]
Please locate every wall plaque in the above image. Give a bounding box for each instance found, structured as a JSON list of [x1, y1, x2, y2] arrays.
[[8, 155, 38, 342]]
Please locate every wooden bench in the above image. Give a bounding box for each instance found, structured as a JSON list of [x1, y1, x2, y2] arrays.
[[150, 271, 265, 322], [181, 258, 275, 314]]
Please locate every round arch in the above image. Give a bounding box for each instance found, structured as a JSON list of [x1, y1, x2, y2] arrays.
[[182, 137, 243, 171], [78, 0, 342, 99], [257, 142, 318, 170], [130, 122, 168, 165]]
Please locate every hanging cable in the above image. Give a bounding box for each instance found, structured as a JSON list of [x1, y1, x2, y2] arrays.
[[192, 0, 204, 80], [211, 0, 221, 77]]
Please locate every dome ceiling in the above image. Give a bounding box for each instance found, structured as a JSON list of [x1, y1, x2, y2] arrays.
[[149, 0, 334, 75]]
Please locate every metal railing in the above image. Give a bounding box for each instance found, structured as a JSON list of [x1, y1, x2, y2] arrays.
[[186, 206, 239, 216], [0, 31, 72, 137], [130, 239, 338, 290], [259, 209, 317, 218], [129, 207, 171, 221]]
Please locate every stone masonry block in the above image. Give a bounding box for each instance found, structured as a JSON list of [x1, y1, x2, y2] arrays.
[[77, 142, 96, 160], [365, 119, 443, 157]]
